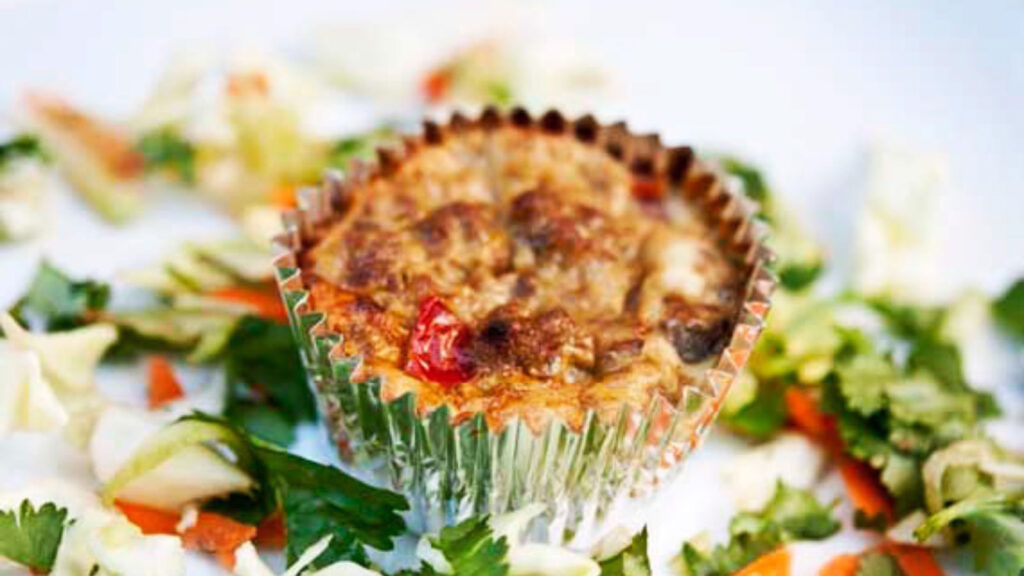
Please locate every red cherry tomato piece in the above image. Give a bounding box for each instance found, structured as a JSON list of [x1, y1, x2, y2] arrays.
[[404, 296, 474, 387]]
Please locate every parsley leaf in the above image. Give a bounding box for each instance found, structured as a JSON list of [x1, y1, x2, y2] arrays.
[[720, 379, 788, 440], [718, 157, 825, 294], [326, 127, 397, 170], [823, 316, 999, 514], [221, 316, 317, 440], [599, 527, 651, 576], [10, 261, 111, 330], [917, 493, 1024, 576], [176, 414, 408, 569], [136, 129, 196, 183], [431, 515, 509, 576], [224, 402, 296, 447], [993, 278, 1024, 341], [778, 262, 824, 293], [720, 157, 770, 206], [257, 447, 407, 568], [0, 500, 70, 574], [0, 135, 46, 169], [679, 483, 839, 576]]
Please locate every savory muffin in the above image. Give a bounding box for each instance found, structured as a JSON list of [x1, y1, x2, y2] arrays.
[[300, 109, 750, 432]]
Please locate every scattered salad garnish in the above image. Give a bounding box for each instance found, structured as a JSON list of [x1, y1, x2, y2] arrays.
[[0, 26, 1021, 576], [677, 482, 840, 576]]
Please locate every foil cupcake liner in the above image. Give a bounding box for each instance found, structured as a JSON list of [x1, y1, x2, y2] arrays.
[[273, 107, 776, 547]]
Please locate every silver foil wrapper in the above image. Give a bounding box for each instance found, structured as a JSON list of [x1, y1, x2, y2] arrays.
[[273, 108, 775, 547]]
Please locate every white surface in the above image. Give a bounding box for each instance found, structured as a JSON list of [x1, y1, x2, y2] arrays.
[[1, 1, 1022, 575]]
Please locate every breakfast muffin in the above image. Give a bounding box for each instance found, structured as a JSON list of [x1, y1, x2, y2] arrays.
[[275, 108, 773, 542]]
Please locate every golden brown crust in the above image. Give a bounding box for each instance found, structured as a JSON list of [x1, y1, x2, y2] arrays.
[[302, 108, 753, 431]]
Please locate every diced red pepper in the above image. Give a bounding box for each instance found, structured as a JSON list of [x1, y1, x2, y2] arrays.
[[255, 512, 286, 548], [403, 296, 474, 387], [147, 356, 185, 410]]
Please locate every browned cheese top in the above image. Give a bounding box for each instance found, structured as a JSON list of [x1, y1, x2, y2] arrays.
[[303, 122, 745, 432]]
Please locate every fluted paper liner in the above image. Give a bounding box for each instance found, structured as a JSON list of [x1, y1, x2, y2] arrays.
[[273, 107, 776, 547]]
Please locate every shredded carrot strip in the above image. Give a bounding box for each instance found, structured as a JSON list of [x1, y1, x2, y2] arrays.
[[422, 68, 453, 103], [882, 543, 945, 576], [147, 355, 185, 410], [733, 547, 791, 576], [114, 500, 180, 535], [215, 549, 238, 571], [785, 388, 830, 439], [207, 285, 288, 323], [181, 512, 257, 562], [838, 456, 895, 523], [818, 554, 860, 576], [268, 185, 297, 209]]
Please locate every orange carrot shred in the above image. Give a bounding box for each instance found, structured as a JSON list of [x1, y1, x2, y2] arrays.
[[733, 547, 791, 576], [268, 185, 297, 209], [215, 550, 238, 571], [422, 69, 452, 103], [255, 513, 287, 548], [882, 543, 945, 576], [207, 286, 288, 323], [147, 356, 185, 410], [838, 456, 894, 523], [181, 512, 257, 558], [785, 388, 830, 439], [115, 500, 180, 535], [818, 554, 860, 576]]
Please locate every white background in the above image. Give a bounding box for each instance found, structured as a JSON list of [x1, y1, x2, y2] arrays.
[[0, 1, 1022, 574]]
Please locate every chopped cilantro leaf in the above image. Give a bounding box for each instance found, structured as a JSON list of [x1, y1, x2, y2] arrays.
[[720, 157, 770, 205], [177, 414, 407, 569], [599, 527, 651, 576], [993, 278, 1024, 341], [431, 515, 509, 576], [0, 135, 46, 169], [221, 315, 317, 432], [778, 262, 824, 292], [0, 500, 70, 574], [678, 483, 839, 576], [136, 129, 196, 183], [720, 380, 788, 440], [917, 493, 1024, 576], [10, 261, 110, 330], [824, 314, 1000, 515], [326, 127, 396, 170], [224, 402, 296, 447]]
